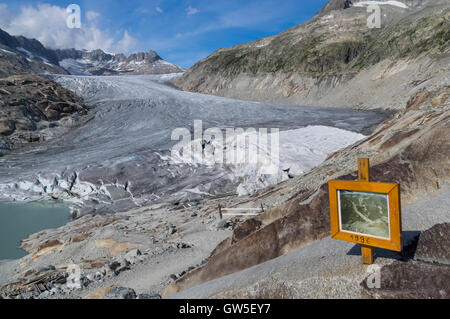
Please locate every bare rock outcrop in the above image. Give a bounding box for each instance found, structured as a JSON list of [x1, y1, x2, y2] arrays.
[[415, 223, 450, 265], [361, 223, 450, 299], [0, 74, 88, 154]]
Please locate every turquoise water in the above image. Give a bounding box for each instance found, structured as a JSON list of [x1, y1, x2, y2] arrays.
[[0, 202, 70, 260]]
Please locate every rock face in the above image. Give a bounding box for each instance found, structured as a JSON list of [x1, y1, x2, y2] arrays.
[[174, 0, 449, 111], [55, 48, 185, 76], [414, 223, 450, 265], [317, 0, 354, 14], [361, 223, 450, 299], [0, 74, 88, 154]]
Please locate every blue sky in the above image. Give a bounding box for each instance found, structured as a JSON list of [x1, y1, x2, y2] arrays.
[[0, 0, 328, 68]]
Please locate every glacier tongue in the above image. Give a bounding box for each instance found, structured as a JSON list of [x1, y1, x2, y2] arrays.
[[0, 74, 387, 215]]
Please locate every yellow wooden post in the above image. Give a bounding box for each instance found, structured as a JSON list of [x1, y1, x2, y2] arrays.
[[361, 246, 374, 264], [358, 158, 370, 183], [358, 158, 374, 264]]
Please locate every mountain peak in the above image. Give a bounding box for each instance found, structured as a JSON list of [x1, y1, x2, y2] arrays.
[[56, 48, 184, 76], [0, 28, 184, 77], [318, 0, 353, 15]]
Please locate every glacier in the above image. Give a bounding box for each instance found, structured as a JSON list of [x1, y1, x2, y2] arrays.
[[0, 74, 388, 215]]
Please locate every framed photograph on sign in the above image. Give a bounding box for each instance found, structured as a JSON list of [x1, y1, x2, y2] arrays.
[[328, 180, 402, 252]]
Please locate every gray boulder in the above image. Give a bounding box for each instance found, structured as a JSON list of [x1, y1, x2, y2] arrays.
[[216, 220, 229, 229], [361, 260, 450, 298], [104, 287, 137, 299], [124, 249, 142, 264], [415, 223, 450, 265]]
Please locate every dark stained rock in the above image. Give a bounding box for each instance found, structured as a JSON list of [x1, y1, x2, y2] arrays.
[[216, 220, 232, 229], [109, 259, 130, 275], [169, 274, 178, 281], [361, 223, 450, 299], [176, 242, 191, 249], [108, 261, 121, 272], [361, 260, 450, 299], [103, 287, 137, 299], [232, 219, 263, 244], [415, 223, 450, 265], [0, 117, 14, 135]]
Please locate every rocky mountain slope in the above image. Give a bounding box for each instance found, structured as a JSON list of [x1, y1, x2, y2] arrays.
[[0, 29, 89, 155], [0, 29, 68, 77], [175, 0, 449, 110]]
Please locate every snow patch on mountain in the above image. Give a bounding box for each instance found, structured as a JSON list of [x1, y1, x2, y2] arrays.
[[353, 1, 409, 9]]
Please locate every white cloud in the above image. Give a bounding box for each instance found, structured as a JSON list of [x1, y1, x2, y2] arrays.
[[156, 7, 163, 14], [86, 10, 100, 22], [0, 4, 138, 54], [186, 6, 199, 15], [115, 30, 138, 53], [0, 3, 11, 26]]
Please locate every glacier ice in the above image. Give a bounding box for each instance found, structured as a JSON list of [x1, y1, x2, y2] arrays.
[[0, 74, 387, 214]]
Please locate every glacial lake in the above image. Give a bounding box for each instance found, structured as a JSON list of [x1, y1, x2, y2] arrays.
[[0, 202, 70, 260]]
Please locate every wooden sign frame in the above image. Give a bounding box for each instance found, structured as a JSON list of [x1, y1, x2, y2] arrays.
[[329, 180, 402, 252], [328, 159, 402, 264]]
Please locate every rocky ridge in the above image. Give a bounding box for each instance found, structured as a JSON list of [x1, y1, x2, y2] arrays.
[[55, 49, 185, 76], [0, 28, 184, 77]]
